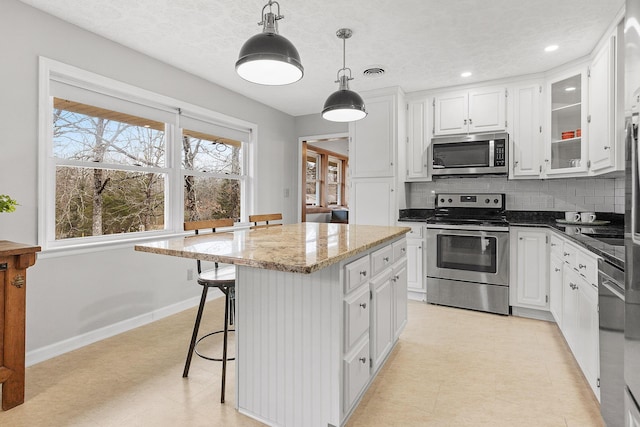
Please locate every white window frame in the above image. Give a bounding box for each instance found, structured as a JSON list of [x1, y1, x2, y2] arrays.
[[38, 57, 256, 254]]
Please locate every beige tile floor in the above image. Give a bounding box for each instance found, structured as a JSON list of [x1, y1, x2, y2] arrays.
[[0, 299, 603, 427]]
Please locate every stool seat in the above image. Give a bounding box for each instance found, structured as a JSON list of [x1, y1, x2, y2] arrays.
[[198, 265, 236, 286]]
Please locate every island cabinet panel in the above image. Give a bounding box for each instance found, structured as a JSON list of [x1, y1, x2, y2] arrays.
[[234, 236, 407, 427], [236, 264, 342, 427]]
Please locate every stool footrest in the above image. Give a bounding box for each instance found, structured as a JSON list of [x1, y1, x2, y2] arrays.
[[194, 329, 235, 362]]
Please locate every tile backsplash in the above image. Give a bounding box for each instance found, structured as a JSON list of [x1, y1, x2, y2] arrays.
[[406, 176, 625, 214]]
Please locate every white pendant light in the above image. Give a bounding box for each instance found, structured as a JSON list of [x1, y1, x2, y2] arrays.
[[322, 28, 367, 122], [236, 1, 303, 86]]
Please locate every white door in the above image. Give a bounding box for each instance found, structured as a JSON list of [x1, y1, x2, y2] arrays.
[[514, 229, 549, 309], [549, 254, 564, 326], [512, 84, 542, 177], [393, 260, 408, 340], [406, 99, 429, 179], [468, 86, 506, 133], [588, 35, 616, 173], [350, 178, 395, 226], [371, 269, 393, 371], [434, 91, 468, 135], [406, 238, 425, 292], [350, 95, 395, 177]]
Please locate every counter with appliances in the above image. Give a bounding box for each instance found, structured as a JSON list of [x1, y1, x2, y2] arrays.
[[400, 209, 624, 269]]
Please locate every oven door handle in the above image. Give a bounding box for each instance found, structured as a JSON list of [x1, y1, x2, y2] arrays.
[[426, 223, 509, 232]]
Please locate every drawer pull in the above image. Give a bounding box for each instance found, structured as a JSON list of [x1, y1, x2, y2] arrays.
[[383, 257, 390, 262], [563, 252, 570, 257], [360, 270, 367, 277], [359, 303, 367, 309], [401, 247, 406, 253], [359, 357, 367, 364], [551, 243, 557, 247], [554, 268, 561, 272], [579, 264, 586, 269]]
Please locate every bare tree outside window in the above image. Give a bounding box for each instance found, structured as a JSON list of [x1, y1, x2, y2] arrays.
[[182, 131, 242, 222], [53, 99, 166, 239]]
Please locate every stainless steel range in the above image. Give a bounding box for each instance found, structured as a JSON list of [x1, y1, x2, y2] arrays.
[[426, 193, 510, 315]]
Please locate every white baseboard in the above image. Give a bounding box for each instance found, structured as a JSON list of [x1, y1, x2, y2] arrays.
[[26, 292, 223, 367], [408, 291, 426, 302], [511, 306, 555, 322]]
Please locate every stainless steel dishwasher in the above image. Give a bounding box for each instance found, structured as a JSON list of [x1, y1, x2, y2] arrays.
[[598, 258, 625, 427]]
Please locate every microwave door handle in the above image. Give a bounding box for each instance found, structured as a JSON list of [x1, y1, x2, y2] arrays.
[[631, 117, 640, 245], [489, 140, 495, 167]]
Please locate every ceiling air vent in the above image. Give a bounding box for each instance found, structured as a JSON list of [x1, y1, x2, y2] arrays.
[[363, 67, 385, 78]]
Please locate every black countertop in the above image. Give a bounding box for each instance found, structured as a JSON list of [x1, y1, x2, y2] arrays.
[[399, 209, 625, 270]]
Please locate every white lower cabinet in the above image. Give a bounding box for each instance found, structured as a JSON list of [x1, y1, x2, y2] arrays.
[[371, 269, 393, 370], [510, 227, 549, 310], [549, 254, 564, 326], [341, 237, 408, 421], [343, 338, 370, 411], [556, 236, 601, 400], [401, 222, 426, 299]]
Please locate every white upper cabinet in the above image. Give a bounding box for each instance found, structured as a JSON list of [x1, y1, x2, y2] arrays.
[[544, 67, 589, 177], [433, 86, 506, 136], [588, 29, 624, 175], [350, 94, 397, 178], [511, 83, 543, 178], [405, 97, 430, 180]]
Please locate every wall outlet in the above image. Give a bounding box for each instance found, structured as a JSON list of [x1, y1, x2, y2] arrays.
[[187, 268, 194, 281]]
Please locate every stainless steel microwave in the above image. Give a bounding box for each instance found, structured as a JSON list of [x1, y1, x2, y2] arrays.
[[429, 132, 509, 177]]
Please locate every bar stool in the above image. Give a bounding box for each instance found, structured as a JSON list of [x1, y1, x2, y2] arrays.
[[182, 218, 236, 403], [248, 213, 283, 229]]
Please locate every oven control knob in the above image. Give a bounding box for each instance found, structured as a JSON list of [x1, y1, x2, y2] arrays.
[[494, 199, 499, 204], [448, 198, 452, 203], [485, 198, 490, 204], [440, 198, 444, 203]]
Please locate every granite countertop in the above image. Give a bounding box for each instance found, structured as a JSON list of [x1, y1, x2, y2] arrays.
[[135, 222, 410, 274], [508, 213, 625, 270], [398, 209, 625, 270]]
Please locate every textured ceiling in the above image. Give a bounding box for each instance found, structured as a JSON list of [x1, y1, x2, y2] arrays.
[[19, 0, 625, 117]]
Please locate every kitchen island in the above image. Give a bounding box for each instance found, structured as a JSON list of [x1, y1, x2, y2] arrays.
[[135, 222, 410, 427]]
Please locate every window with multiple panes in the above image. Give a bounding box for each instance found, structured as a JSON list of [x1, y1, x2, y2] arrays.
[[41, 59, 254, 249], [304, 147, 347, 209], [305, 151, 320, 206]]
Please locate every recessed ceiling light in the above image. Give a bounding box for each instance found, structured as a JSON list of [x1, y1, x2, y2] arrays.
[[461, 71, 472, 78], [565, 86, 576, 92], [545, 45, 559, 52]]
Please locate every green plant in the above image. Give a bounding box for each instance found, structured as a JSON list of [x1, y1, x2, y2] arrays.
[[0, 194, 19, 213]]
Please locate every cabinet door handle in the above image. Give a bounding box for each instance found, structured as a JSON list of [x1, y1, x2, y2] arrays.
[[604, 146, 611, 150], [514, 160, 519, 166], [555, 268, 561, 272], [463, 119, 467, 125], [359, 302, 367, 309], [551, 243, 557, 247], [359, 357, 367, 364], [383, 257, 390, 262], [469, 118, 473, 124], [563, 252, 570, 257], [360, 270, 367, 277], [401, 247, 406, 253], [579, 263, 586, 269]]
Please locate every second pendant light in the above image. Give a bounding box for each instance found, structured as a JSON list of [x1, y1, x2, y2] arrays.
[[322, 28, 367, 122]]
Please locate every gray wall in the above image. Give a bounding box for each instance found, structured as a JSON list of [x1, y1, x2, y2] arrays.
[[0, 0, 300, 362], [406, 176, 625, 214]]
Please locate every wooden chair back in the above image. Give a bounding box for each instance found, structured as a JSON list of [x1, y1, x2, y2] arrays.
[[248, 213, 283, 229], [184, 218, 235, 272], [184, 218, 235, 233]]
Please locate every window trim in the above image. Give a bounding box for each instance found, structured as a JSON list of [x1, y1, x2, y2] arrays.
[[38, 57, 256, 253]]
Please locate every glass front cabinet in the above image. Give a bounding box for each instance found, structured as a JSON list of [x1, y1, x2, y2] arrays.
[[545, 69, 588, 176]]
